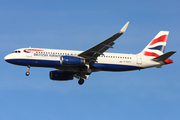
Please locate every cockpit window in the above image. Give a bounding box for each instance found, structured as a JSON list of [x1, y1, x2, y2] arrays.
[[12, 51, 21, 53]]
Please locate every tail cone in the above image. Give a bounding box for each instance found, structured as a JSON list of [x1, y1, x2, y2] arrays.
[[163, 59, 173, 64]]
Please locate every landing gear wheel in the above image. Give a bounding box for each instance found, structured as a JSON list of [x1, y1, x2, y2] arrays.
[[26, 65, 30, 76], [78, 79, 84, 85], [87, 69, 92, 74], [26, 72, 30, 76]]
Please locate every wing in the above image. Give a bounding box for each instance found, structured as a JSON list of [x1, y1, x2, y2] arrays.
[[78, 21, 129, 66]]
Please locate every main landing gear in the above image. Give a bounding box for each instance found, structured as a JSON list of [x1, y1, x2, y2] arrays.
[[25, 65, 30, 76], [78, 78, 84, 85]]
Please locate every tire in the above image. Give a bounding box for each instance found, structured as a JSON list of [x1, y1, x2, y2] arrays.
[[26, 72, 30, 76], [78, 79, 84, 85]]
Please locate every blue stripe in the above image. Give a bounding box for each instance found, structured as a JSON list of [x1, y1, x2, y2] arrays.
[[5, 59, 60, 67], [5, 59, 142, 71], [24, 51, 30, 53], [93, 63, 141, 71], [149, 45, 164, 51]]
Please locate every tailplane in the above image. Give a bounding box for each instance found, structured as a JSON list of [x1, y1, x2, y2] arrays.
[[139, 31, 169, 57], [152, 51, 176, 62], [152, 51, 176, 65]]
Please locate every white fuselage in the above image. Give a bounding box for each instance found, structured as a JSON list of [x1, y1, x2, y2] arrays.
[[4, 48, 162, 72]]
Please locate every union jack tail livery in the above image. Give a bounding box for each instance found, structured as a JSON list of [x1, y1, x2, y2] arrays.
[[140, 31, 169, 57]]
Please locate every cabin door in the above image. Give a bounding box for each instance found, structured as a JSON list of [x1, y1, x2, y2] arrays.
[[136, 55, 142, 65]]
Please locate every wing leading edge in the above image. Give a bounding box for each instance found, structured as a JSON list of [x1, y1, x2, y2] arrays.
[[78, 21, 129, 66]]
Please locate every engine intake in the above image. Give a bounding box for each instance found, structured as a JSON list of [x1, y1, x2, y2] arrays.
[[60, 56, 85, 65], [49, 71, 75, 81]]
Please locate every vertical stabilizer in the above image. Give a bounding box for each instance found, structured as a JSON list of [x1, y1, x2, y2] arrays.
[[139, 31, 169, 57]]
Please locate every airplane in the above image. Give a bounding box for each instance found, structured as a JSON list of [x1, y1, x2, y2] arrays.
[[4, 22, 176, 85]]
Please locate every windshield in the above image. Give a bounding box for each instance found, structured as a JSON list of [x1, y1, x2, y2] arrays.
[[12, 50, 21, 53]]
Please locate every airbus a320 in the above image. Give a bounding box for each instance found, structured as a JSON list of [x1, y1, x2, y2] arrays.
[[4, 22, 176, 85]]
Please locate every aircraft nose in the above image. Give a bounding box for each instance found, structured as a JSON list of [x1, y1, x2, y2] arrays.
[[4, 55, 8, 61], [4, 54, 12, 62]]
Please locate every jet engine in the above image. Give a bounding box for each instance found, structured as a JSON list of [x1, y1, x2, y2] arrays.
[[49, 70, 75, 81], [60, 56, 85, 65]]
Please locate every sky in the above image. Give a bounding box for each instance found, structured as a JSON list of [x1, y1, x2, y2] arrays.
[[0, 0, 180, 120]]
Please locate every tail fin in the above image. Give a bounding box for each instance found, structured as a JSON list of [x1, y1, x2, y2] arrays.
[[139, 31, 169, 57]]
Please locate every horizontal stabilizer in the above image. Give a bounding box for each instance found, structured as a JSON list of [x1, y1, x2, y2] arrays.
[[152, 51, 176, 62]]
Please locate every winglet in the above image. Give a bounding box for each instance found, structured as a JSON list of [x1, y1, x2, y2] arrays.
[[119, 21, 129, 34]]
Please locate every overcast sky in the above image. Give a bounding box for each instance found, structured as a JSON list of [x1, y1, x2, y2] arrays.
[[0, 0, 180, 120]]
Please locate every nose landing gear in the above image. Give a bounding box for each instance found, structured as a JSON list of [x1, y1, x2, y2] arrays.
[[26, 72, 30, 76], [25, 65, 30, 76]]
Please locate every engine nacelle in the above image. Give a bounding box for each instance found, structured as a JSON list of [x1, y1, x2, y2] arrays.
[[49, 71, 75, 81], [60, 56, 85, 65]]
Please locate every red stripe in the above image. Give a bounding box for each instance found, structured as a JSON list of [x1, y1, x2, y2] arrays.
[[150, 35, 168, 45], [24, 49, 44, 51], [144, 51, 159, 57]]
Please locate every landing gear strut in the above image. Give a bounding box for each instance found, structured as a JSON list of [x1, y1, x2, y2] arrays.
[[78, 78, 84, 85], [25, 65, 30, 76], [85, 64, 92, 75]]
